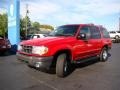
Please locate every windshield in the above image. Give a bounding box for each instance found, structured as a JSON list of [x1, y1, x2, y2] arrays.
[[49, 25, 79, 36]]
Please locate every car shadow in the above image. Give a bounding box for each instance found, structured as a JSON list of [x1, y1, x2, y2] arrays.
[[66, 58, 100, 77], [0, 45, 17, 57], [35, 58, 100, 77], [0, 51, 16, 57], [29, 54, 111, 77]]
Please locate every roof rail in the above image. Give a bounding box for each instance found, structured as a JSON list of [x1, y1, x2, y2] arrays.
[[88, 23, 94, 26], [98, 25, 103, 27]]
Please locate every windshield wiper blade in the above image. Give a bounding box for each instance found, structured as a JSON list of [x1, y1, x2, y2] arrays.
[[55, 34, 73, 36], [63, 34, 73, 36], [55, 34, 65, 36]]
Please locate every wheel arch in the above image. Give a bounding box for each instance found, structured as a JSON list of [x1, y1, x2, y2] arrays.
[[102, 45, 109, 50], [51, 49, 72, 68]]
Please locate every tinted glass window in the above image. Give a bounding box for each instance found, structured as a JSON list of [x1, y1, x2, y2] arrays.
[[80, 26, 90, 38], [90, 26, 101, 39], [49, 25, 79, 36], [0, 35, 3, 38], [117, 31, 120, 33], [101, 28, 110, 38], [80, 26, 90, 34], [109, 31, 116, 33], [43, 35, 47, 37]]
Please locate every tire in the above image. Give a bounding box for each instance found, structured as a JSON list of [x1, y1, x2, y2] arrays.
[[115, 35, 119, 40], [56, 53, 69, 77], [99, 47, 108, 62]]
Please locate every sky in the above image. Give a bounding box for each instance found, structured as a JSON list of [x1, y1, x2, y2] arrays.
[[0, 0, 120, 31]]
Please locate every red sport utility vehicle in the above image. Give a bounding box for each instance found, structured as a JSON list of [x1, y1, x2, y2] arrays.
[[17, 24, 112, 77], [0, 36, 11, 54]]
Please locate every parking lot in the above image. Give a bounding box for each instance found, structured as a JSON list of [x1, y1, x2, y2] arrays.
[[0, 43, 120, 90]]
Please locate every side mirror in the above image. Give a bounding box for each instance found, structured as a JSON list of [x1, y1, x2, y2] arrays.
[[77, 33, 87, 40]]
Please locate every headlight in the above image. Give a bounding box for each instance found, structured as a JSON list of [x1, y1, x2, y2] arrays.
[[32, 46, 48, 55], [18, 45, 22, 51]]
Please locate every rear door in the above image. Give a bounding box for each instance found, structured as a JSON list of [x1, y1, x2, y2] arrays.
[[101, 28, 111, 48], [88, 26, 102, 56]]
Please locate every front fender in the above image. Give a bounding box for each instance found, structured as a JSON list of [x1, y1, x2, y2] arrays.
[[49, 44, 73, 56]]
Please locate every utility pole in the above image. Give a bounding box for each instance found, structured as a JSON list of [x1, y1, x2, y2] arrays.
[[25, 4, 29, 38], [119, 13, 120, 31]]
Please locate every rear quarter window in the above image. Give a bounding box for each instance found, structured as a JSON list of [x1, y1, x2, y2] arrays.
[[109, 31, 116, 34], [90, 26, 101, 39], [117, 31, 120, 33], [101, 28, 110, 38]]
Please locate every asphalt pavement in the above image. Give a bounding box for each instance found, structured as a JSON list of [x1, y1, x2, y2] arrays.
[[0, 43, 120, 90]]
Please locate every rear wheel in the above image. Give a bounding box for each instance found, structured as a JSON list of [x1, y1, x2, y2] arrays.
[[115, 35, 119, 40], [99, 47, 108, 62], [56, 53, 70, 77]]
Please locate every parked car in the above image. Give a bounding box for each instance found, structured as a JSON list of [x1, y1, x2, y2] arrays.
[[25, 34, 47, 40], [0, 36, 11, 54], [109, 31, 120, 40], [30, 34, 47, 39], [17, 24, 112, 77]]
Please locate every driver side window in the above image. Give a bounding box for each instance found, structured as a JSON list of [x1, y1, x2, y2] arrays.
[[80, 26, 90, 38]]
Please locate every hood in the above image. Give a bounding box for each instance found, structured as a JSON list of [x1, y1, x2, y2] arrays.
[[20, 36, 75, 46]]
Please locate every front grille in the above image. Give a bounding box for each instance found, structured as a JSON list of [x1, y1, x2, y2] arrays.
[[21, 45, 32, 54]]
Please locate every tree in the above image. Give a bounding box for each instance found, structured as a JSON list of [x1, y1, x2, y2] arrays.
[[40, 24, 54, 30], [0, 13, 8, 37], [20, 16, 31, 38], [32, 22, 40, 30], [20, 18, 25, 37]]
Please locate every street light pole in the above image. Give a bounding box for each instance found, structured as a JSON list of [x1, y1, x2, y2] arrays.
[[119, 11, 120, 31], [119, 16, 120, 31], [25, 4, 29, 38]]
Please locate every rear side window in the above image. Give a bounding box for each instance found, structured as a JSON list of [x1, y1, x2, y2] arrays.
[[90, 26, 101, 39], [101, 28, 110, 38], [109, 31, 116, 34], [117, 31, 120, 33], [0, 37, 3, 39]]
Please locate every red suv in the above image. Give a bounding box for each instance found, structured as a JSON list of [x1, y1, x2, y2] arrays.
[[17, 24, 112, 77], [0, 36, 11, 54]]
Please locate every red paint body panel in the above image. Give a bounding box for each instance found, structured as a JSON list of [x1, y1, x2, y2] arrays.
[[18, 24, 112, 62]]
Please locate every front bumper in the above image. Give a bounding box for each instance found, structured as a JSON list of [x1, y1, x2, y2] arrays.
[[16, 53, 53, 70]]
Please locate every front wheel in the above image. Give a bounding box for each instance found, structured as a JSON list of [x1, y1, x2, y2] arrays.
[[99, 47, 108, 62], [56, 53, 69, 77]]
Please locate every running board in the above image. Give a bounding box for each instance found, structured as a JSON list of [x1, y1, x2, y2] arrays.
[[73, 56, 99, 64]]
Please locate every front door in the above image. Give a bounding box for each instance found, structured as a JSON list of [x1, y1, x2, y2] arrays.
[[73, 26, 92, 60]]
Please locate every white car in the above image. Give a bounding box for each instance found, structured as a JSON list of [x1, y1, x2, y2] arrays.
[[109, 31, 120, 39], [30, 34, 47, 39]]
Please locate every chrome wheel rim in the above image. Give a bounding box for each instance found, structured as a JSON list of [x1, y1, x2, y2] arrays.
[[103, 50, 108, 60], [115, 36, 119, 39]]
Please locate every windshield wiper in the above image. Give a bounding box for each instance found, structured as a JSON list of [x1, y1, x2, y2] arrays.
[[55, 34, 73, 36], [48, 34, 73, 37]]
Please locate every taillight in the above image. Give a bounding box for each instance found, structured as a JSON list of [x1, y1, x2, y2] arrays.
[[6, 39, 11, 48]]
